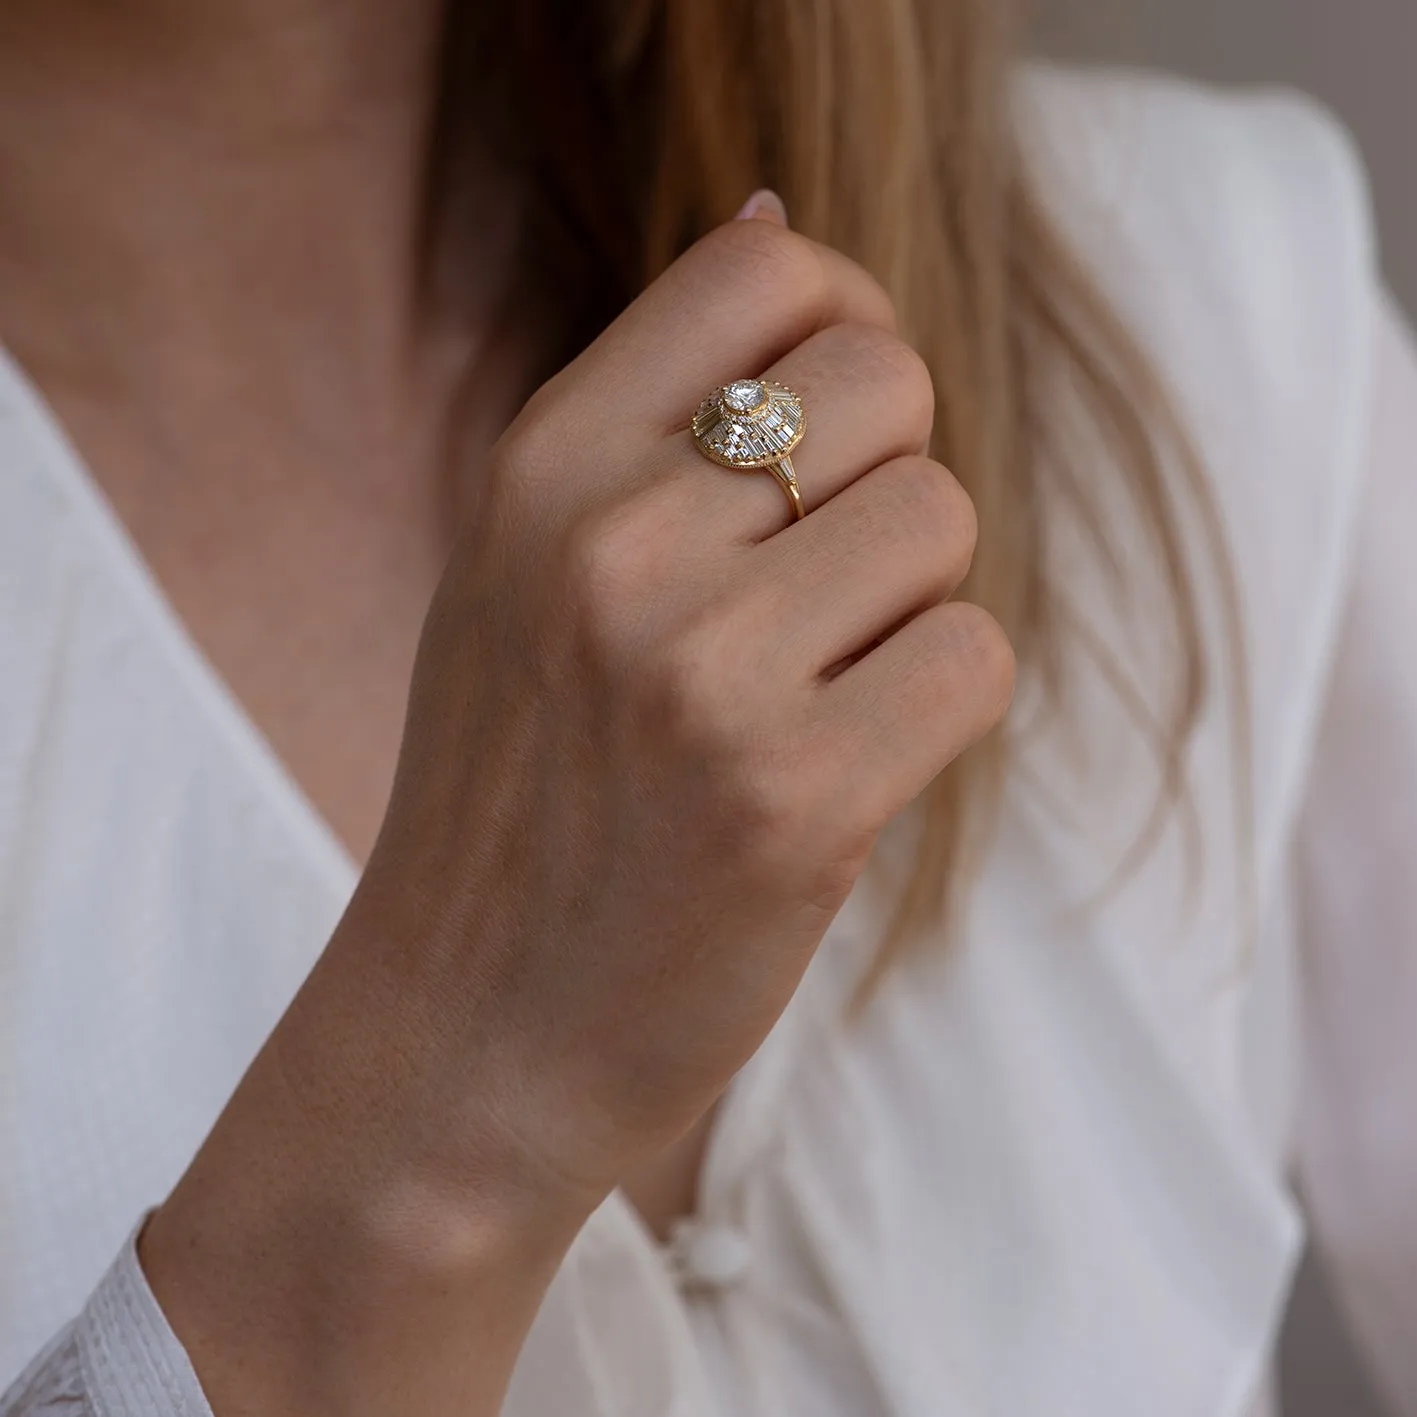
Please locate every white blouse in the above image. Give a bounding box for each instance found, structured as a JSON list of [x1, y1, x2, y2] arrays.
[[2, 64, 1416, 1417]]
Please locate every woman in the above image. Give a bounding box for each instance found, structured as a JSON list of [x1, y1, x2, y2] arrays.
[[0, 0, 1413, 1412]]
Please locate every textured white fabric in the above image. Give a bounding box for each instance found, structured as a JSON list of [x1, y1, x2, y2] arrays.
[[1, 1226, 210, 1417], [1292, 284, 1417, 1414], [2, 65, 1414, 1417]]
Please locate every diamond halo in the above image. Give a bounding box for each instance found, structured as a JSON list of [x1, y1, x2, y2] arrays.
[[691, 379, 805, 470]]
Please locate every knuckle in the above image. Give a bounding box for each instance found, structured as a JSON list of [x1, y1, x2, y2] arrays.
[[882, 339, 937, 445], [561, 505, 659, 649], [917, 462, 978, 567], [738, 759, 864, 906], [692, 225, 896, 339], [650, 633, 815, 822], [890, 456, 970, 528], [496, 382, 570, 479], [562, 518, 619, 603], [652, 605, 745, 731], [697, 219, 822, 309], [871, 458, 978, 576], [943, 604, 1017, 716], [832, 323, 936, 445], [733, 762, 824, 865]]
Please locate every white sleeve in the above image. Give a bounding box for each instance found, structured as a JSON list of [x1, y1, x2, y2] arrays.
[[0, 1228, 213, 1417], [1294, 288, 1417, 1414]]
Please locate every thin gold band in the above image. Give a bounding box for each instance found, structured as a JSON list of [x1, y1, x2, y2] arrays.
[[769, 455, 804, 521]]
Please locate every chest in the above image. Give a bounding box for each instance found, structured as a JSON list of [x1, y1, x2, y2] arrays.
[[59, 409, 452, 864]]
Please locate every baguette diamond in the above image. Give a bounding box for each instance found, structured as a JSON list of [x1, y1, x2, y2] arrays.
[[691, 380, 805, 470]]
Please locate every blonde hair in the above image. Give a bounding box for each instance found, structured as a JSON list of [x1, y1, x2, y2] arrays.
[[440, 0, 1239, 995]]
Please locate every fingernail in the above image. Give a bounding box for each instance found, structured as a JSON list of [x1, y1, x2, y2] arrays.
[[734, 188, 788, 226]]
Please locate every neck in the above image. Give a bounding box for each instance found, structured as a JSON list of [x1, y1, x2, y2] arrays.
[[0, 0, 518, 440]]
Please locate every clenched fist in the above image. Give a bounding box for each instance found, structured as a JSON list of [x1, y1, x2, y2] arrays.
[[142, 212, 1013, 1417]]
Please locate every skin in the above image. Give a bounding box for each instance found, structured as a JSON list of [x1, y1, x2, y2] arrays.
[[0, 2, 1015, 1413]]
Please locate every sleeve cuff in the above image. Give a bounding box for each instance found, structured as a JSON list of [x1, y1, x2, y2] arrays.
[[74, 1221, 214, 1417]]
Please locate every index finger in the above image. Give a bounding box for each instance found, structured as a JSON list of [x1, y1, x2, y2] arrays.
[[559, 220, 898, 433]]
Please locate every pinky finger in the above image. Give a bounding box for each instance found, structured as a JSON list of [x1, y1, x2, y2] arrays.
[[816, 601, 1015, 830]]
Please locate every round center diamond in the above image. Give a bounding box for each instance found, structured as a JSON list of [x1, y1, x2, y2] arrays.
[[723, 379, 767, 414]]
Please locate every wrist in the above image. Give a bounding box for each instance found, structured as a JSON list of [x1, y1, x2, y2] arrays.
[[141, 939, 600, 1415], [143, 1159, 582, 1416]]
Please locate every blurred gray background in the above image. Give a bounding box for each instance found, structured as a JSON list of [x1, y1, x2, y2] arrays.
[[1032, 0, 1417, 318], [1032, 6, 1408, 1416]]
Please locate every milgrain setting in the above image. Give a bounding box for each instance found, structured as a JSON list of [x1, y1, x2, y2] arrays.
[[691, 378, 807, 521]]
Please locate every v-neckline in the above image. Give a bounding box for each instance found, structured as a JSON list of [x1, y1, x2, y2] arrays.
[[0, 339, 359, 900]]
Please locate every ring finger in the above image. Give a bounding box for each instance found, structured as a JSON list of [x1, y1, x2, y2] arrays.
[[678, 321, 938, 542]]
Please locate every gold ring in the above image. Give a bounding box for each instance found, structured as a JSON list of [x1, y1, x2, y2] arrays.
[[691, 379, 806, 522]]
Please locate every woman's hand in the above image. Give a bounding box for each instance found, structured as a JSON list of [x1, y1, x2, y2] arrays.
[[140, 214, 1013, 1415]]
